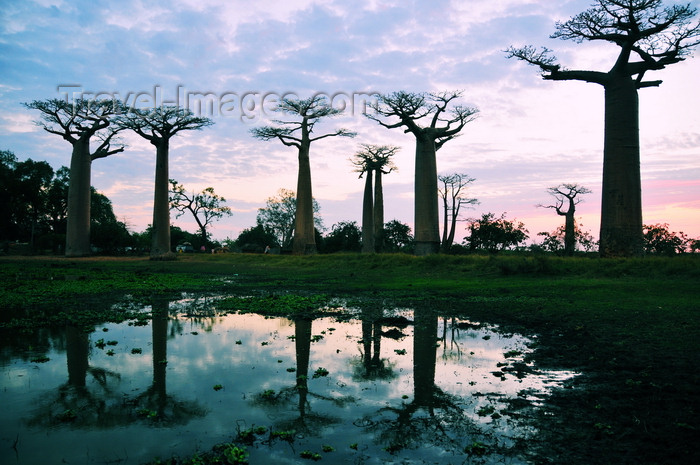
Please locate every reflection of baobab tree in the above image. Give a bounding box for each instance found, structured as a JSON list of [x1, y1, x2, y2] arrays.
[[357, 306, 488, 455], [168, 294, 221, 335], [26, 325, 124, 428], [351, 304, 397, 381], [438, 317, 464, 362], [251, 318, 346, 437], [129, 298, 205, 424]]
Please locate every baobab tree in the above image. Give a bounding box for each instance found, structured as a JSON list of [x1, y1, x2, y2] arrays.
[[23, 98, 124, 256], [251, 96, 355, 255], [117, 106, 213, 259], [366, 91, 478, 255], [350, 144, 399, 253], [507, 0, 700, 257], [538, 183, 592, 256], [169, 179, 232, 243], [438, 173, 478, 252]]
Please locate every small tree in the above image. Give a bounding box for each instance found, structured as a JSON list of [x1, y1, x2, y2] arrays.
[[251, 96, 355, 255], [383, 220, 414, 253], [438, 173, 478, 253], [367, 91, 478, 255], [350, 144, 399, 253], [464, 213, 529, 253], [169, 179, 232, 243], [256, 188, 323, 250], [643, 223, 690, 255], [323, 221, 362, 253], [235, 223, 279, 253], [117, 106, 213, 259], [538, 183, 591, 256], [24, 98, 125, 256]]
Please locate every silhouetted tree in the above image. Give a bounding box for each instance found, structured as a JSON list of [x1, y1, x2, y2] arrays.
[[117, 106, 213, 259], [438, 173, 478, 252], [251, 96, 355, 254], [464, 213, 529, 252], [383, 219, 414, 253], [538, 183, 591, 256], [507, 0, 700, 257], [643, 223, 691, 255], [0, 152, 53, 247], [169, 179, 232, 242], [235, 222, 279, 252], [323, 221, 362, 253], [367, 91, 478, 255], [23, 99, 124, 256], [350, 144, 399, 253]]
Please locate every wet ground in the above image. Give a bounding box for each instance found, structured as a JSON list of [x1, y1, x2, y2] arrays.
[[0, 295, 576, 464]]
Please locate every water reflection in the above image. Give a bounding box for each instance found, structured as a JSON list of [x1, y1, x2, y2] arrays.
[[0, 295, 576, 465], [128, 298, 205, 425]]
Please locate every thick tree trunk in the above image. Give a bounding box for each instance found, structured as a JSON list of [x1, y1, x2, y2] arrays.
[[414, 138, 440, 255], [373, 170, 385, 253], [65, 138, 92, 257], [294, 318, 312, 415], [564, 212, 575, 256], [293, 143, 317, 255], [413, 306, 437, 406], [361, 170, 374, 253], [151, 141, 173, 259], [599, 78, 643, 257]]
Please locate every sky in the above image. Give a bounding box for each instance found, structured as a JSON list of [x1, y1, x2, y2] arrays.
[[1, 0, 699, 245]]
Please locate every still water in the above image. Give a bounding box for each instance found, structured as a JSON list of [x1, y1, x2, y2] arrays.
[[1, 295, 575, 464]]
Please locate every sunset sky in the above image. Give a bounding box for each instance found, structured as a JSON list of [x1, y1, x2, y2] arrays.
[[1, 0, 699, 244]]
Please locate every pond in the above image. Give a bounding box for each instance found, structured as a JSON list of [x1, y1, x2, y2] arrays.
[[0, 295, 576, 464]]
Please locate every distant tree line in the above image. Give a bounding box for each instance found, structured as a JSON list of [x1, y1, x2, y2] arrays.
[[3, 149, 698, 256]]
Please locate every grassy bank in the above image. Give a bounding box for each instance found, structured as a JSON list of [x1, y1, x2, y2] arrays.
[[1, 253, 699, 464]]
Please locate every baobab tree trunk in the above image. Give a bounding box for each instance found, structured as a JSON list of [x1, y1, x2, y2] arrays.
[[151, 141, 173, 258], [413, 306, 437, 406], [374, 171, 385, 253], [293, 144, 317, 255], [564, 211, 576, 256], [361, 169, 374, 253], [65, 138, 92, 257], [600, 78, 643, 257], [414, 138, 440, 255]]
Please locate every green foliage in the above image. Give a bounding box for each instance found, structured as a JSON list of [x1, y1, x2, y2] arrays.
[[382, 220, 414, 253], [0, 152, 133, 254], [537, 222, 597, 254], [322, 221, 361, 253], [643, 223, 693, 255], [235, 223, 279, 252], [463, 212, 529, 252], [256, 188, 323, 249], [169, 179, 232, 241]]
